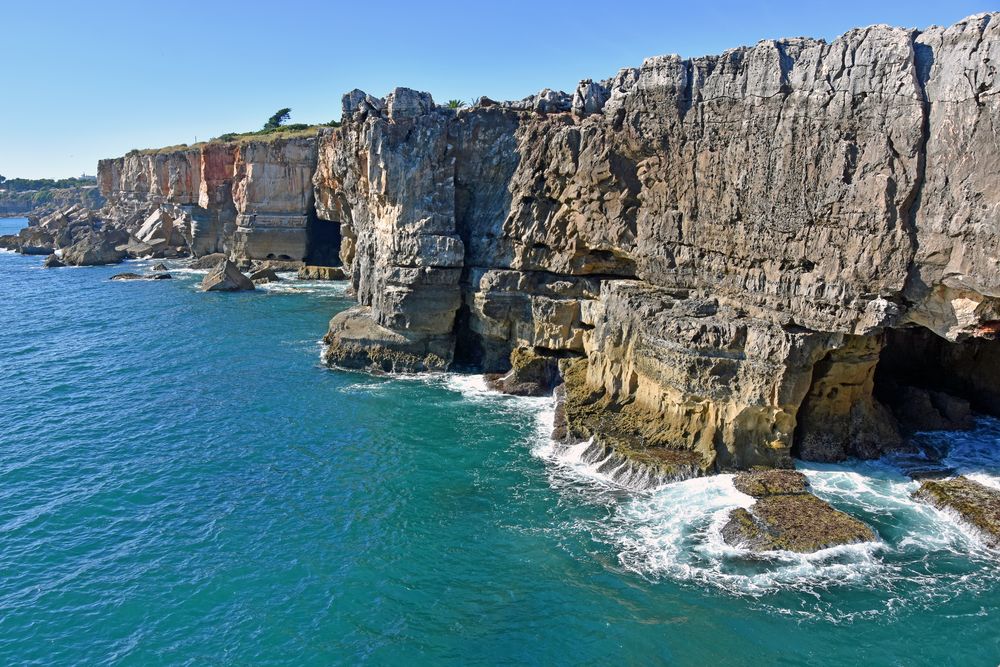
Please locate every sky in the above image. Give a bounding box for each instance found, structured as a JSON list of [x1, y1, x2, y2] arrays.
[[0, 0, 994, 178]]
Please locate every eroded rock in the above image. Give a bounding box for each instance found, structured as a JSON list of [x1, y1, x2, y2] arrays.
[[723, 470, 876, 552], [249, 267, 280, 284], [913, 476, 1000, 548]]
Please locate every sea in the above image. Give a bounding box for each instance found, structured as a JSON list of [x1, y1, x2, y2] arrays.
[[1, 216, 997, 665]]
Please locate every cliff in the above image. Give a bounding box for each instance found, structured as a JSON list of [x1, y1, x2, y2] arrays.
[[97, 132, 335, 266], [315, 13, 1000, 474], [97, 14, 1000, 477]]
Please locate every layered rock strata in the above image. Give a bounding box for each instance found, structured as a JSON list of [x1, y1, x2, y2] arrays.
[[313, 14, 1000, 474], [98, 135, 331, 265], [87, 15, 1000, 478]]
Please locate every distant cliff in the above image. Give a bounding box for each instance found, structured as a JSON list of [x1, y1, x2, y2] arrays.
[[98, 13, 1000, 477], [0, 177, 104, 217]]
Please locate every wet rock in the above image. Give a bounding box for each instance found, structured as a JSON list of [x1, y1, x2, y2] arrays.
[[297, 265, 346, 280], [43, 255, 65, 268], [152, 262, 168, 271], [887, 386, 975, 433], [200, 259, 255, 292], [322, 305, 450, 372], [0, 234, 19, 251], [190, 253, 227, 270], [557, 357, 709, 480], [110, 272, 171, 281], [731, 469, 807, 497], [913, 476, 1000, 548], [722, 469, 876, 553], [249, 267, 280, 284], [485, 346, 562, 396]]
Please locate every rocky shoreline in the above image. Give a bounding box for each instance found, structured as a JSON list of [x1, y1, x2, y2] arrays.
[[7, 13, 1000, 554]]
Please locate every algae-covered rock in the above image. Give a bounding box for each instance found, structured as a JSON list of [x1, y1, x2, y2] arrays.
[[485, 346, 562, 396], [556, 357, 708, 482], [731, 469, 807, 497], [723, 469, 875, 553], [913, 476, 1000, 548]]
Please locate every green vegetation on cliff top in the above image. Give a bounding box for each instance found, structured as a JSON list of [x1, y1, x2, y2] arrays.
[[127, 108, 341, 156]]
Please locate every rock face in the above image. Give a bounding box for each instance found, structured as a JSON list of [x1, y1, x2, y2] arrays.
[[90, 14, 1000, 474], [99, 135, 330, 265], [722, 470, 876, 552], [914, 477, 1000, 548], [201, 259, 255, 292], [309, 13, 1000, 473]]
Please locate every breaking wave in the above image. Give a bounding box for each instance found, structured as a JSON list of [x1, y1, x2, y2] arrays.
[[529, 405, 1000, 611]]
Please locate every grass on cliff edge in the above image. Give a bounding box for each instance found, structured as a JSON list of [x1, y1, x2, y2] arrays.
[[128, 122, 340, 156]]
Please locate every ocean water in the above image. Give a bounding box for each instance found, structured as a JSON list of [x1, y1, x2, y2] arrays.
[[0, 216, 998, 666]]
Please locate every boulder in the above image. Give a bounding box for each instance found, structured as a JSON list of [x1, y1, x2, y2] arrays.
[[914, 476, 1000, 548], [43, 255, 65, 268], [0, 234, 21, 251], [249, 267, 280, 284], [201, 259, 255, 292], [297, 265, 346, 280], [17, 226, 54, 254], [61, 231, 127, 266], [152, 262, 168, 271], [722, 470, 876, 553], [190, 253, 227, 270]]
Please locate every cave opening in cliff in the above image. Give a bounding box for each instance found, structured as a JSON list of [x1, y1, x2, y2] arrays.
[[792, 327, 1000, 462], [305, 207, 341, 267], [872, 326, 1000, 434]]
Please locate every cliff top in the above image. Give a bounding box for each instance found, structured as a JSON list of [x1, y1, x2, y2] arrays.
[[128, 123, 332, 156]]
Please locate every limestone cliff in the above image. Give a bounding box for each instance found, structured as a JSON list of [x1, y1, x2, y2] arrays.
[[314, 13, 1000, 473], [98, 135, 333, 265], [93, 14, 1000, 475]]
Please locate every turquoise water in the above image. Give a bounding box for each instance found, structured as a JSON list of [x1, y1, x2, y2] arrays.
[[1, 216, 998, 665]]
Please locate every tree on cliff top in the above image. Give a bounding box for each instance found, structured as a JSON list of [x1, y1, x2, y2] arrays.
[[264, 108, 292, 131]]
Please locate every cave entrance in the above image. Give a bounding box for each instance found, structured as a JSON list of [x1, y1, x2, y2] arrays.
[[873, 327, 1000, 433], [305, 207, 341, 267], [792, 327, 1000, 462]]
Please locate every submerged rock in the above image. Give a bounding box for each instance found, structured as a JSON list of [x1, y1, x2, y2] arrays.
[[201, 259, 255, 292], [722, 470, 875, 553], [111, 272, 172, 281], [914, 477, 1000, 548]]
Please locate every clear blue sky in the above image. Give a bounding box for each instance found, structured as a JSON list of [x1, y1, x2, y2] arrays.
[[1, 0, 993, 178]]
